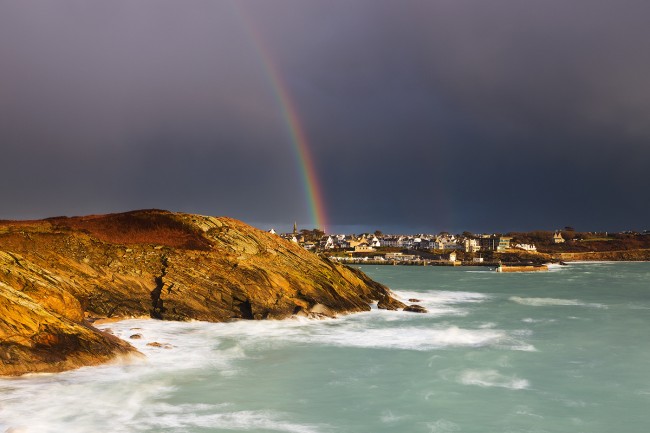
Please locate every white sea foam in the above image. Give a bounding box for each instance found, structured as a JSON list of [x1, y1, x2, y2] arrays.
[[458, 369, 529, 390], [136, 404, 324, 433], [384, 289, 489, 317], [106, 313, 523, 356], [0, 263, 645, 433], [0, 319, 271, 433], [0, 307, 534, 432], [1, 315, 533, 430], [0, 292, 523, 432], [479, 322, 497, 328], [0, 316, 512, 432], [92, 292, 497, 354], [185, 316, 509, 351], [521, 317, 556, 324], [566, 261, 619, 264], [316, 325, 507, 350], [394, 290, 488, 305], [426, 419, 461, 432], [509, 297, 607, 309], [514, 406, 544, 419], [380, 410, 406, 423], [627, 304, 650, 310], [100, 319, 248, 374], [0, 374, 177, 433], [0, 371, 322, 433]]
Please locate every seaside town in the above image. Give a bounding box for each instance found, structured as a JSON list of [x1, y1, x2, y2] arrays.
[[269, 224, 650, 270]]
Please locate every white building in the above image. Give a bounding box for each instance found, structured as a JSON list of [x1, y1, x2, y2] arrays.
[[515, 243, 537, 252], [464, 238, 481, 253], [321, 236, 336, 249]]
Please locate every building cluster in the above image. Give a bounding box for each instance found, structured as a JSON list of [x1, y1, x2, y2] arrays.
[[273, 228, 540, 254], [277, 232, 467, 252]]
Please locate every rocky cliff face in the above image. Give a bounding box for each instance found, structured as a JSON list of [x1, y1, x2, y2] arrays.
[[0, 210, 399, 375]]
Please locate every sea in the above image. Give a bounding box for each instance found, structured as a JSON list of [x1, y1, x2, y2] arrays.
[[1, 262, 649, 433]]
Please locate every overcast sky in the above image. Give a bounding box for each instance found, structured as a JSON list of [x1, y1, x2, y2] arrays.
[[1, 0, 649, 233]]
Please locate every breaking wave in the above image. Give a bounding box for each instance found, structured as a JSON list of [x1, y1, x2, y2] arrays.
[[458, 369, 530, 390], [509, 297, 607, 308]]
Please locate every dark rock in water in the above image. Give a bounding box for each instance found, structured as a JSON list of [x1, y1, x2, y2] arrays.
[[378, 295, 406, 311], [408, 298, 422, 303], [146, 342, 172, 349], [129, 334, 142, 339], [403, 304, 428, 313]]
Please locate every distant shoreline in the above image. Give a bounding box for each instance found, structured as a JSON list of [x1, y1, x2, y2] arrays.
[[345, 256, 650, 269]]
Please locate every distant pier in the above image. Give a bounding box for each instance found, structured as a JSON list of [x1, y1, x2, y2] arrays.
[[496, 264, 549, 272]]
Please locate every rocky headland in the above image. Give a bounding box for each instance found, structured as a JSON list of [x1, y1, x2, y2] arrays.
[[0, 210, 403, 376]]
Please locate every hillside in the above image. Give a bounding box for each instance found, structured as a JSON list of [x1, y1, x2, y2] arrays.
[[0, 210, 401, 375]]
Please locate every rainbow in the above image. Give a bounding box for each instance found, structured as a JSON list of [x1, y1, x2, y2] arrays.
[[231, 4, 329, 233]]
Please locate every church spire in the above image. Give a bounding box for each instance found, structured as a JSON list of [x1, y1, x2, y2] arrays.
[[293, 221, 298, 235]]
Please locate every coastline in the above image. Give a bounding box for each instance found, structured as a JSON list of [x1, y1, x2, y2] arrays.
[[0, 210, 402, 376], [3, 262, 649, 433]]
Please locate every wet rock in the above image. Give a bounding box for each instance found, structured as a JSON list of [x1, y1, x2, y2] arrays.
[[0, 279, 136, 376], [309, 303, 336, 318], [377, 295, 406, 311], [146, 342, 172, 349], [129, 334, 142, 339], [408, 298, 422, 303], [403, 304, 428, 313], [0, 209, 400, 375]]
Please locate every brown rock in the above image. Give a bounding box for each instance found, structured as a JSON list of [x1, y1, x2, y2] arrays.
[[408, 298, 422, 303], [129, 334, 142, 339], [0, 210, 399, 375], [377, 294, 406, 310], [146, 342, 172, 349], [0, 281, 137, 376], [403, 304, 428, 313], [309, 303, 336, 318]]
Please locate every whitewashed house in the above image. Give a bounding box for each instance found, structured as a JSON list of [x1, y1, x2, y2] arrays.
[[515, 243, 537, 252], [320, 236, 336, 250]]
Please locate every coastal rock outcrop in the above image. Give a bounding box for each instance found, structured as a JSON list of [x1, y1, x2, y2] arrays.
[[0, 280, 135, 375], [403, 304, 428, 313], [377, 295, 406, 311], [0, 210, 399, 375]]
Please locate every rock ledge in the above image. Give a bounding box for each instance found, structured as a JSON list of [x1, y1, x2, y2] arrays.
[[0, 210, 398, 375]]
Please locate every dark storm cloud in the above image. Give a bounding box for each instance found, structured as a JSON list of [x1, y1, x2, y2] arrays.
[[1, 0, 649, 232], [247, 0, 650, 232]]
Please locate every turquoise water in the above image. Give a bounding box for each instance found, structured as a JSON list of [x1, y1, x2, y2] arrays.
[[1, 262, 649, 432]]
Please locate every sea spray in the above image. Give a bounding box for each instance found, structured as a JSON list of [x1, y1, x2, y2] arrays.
[[1, 263, 649, 433]]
